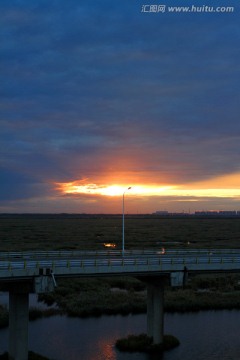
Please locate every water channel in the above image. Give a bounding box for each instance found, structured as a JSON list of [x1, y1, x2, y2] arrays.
[[1, 294, 240, 360]]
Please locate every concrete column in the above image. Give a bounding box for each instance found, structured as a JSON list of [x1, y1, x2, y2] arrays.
[[147, 282, 164, 344], [9, 291, 29, 360]]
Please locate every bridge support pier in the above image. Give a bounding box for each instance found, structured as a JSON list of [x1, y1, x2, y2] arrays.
[[9, 291, 29, 360], [146, 280, 164, 344]]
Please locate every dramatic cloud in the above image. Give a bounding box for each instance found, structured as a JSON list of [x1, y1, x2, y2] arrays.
[[0, 0, 239, 213]]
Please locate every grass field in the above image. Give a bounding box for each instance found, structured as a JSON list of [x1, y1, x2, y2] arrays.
[[0, 214, 240, 251]]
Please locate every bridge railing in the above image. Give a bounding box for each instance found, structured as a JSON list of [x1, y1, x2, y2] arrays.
[[1, 249, 240, 280], [1, 254, 240, 271], [1, 248, 240, 260]]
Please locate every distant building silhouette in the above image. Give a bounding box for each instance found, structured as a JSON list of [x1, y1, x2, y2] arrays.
[[152, 210, 240, 217]]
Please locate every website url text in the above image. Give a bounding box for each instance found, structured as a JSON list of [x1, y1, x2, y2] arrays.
[[141, 5, 235, 13]]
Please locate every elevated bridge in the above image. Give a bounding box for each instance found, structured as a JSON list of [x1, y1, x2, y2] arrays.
[[1, 249, 240, 359], [1, 248, 240, 279]]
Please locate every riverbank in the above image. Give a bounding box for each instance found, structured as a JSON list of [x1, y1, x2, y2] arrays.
[[1, 274, 240, 328], [38, 273, 240, 316]]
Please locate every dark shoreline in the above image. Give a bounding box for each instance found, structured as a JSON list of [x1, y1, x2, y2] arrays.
[[0, 351, 50, 360], [2, 272, 240, 329]]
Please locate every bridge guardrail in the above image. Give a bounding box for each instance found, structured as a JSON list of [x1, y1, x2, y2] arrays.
[[1, 255, 240, 272], [1, 248, 240, 261]]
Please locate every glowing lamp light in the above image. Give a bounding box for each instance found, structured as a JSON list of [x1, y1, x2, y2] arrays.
[[103, 243, 116, 248]]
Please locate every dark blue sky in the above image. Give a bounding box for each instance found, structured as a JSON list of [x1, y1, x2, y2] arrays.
[[1, 0, 240, 213]]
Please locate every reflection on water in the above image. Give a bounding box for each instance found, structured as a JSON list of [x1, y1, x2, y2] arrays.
[[28, 315, 150, 360], [163, 311, 240, 360], [1, 308, 240, 360], [96, 340, 115, 360]]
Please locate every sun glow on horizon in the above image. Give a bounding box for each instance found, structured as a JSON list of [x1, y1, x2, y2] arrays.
[[55, 181, 175, 197], [55, 172, 240, 200]]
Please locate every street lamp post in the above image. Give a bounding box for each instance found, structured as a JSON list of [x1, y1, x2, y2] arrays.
[[122, 186, 131, 255]]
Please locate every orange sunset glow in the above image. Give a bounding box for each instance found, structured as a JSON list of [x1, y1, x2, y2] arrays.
[[55, 172, 240, 200], [56, 181, 174, 196]]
